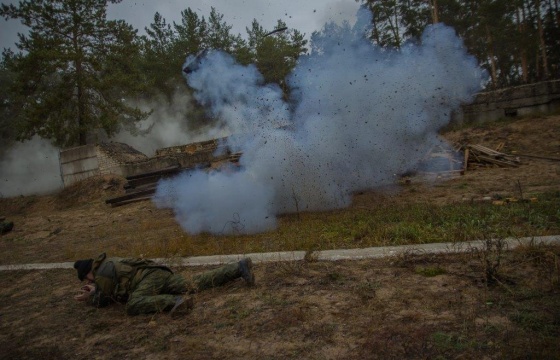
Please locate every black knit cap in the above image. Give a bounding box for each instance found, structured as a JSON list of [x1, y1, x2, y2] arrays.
[[73, 259, 93, 281]]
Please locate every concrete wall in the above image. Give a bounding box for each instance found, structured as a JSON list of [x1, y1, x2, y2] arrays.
[[454, 79, 560, 125], [59, 145, 99, 186], [58, 142, 223, 187], [60, 143, 155, 186]]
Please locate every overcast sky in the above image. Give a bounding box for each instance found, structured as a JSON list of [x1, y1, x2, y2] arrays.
[[1, 0, 361, 51]]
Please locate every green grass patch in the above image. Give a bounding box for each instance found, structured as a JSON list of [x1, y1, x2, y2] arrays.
[[431, 331, 478, 351], [134, 191, 560, 257], [509, 310, 559, 336], [415, 266, 447, 277]]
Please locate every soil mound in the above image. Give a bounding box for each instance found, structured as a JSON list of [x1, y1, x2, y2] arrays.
[[54, 175, 126, 209]]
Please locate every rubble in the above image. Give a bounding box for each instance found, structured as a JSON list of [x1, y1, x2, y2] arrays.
[[462, 144, 521, 170], [105, 152, 241, 207]]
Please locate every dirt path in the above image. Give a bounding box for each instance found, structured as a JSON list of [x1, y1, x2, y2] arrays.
[[1, 242, 559, 359], [1, 235, 559, 271]]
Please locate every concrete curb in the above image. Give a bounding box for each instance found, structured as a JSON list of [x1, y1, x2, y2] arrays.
[[1, 235, 559, 271]]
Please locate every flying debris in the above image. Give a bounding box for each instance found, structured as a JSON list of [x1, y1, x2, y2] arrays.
[[263, 27, 288, 37], [183, 27, 288, 75], [162, 8, 485, 235]]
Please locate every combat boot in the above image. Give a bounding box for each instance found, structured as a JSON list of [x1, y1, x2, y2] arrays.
[[238, 258, 255, 286], [169, 295, 194, 318]]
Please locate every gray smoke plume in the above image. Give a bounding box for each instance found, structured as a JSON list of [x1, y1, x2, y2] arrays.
[[154, 9, 485, 235], [0, 136, 63, 197]]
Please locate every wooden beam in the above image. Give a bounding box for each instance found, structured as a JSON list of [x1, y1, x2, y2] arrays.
[[105, 188, 156, 204]]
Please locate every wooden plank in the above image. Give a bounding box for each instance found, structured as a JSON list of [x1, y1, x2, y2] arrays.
[[126, 173, 175, 189], [110, 196, 153, 207], [125, 184, 156, 194], [469, 144, 504, 157], [105, 188, 156, 204], [467, 144, 521, 166], [476, 155, 519, 167], [125, 165, 180, 180]]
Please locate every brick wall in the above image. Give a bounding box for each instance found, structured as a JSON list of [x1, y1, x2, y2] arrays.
[[96, 147, 124, 176]]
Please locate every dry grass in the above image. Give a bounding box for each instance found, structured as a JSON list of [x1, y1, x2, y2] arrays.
[[0, 114, 559, 358], [1, 243, 559, 359], [81, 191, 560, 259], [0, 175, 559, 266]]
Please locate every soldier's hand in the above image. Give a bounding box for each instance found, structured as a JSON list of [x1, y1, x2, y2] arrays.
[[74, 284, 96, 301]]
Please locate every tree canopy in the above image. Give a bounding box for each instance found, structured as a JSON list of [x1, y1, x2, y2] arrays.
[[1, 1, 558, 147], [139, 8, 308, 99], [136, 8, 308, 127], [358, 0, 560, 88], [0, 0, 149, 147]]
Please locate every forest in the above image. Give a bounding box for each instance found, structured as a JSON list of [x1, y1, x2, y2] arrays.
[[0, 0, 558, 148]]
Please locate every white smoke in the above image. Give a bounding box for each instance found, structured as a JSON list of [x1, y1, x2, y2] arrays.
[[113, 91, 225, 156], [0, 91, 219, 198], [0, 136, 63, 197], [154, 9, 485, 235]]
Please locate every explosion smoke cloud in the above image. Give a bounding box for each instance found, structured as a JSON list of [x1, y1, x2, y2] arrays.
[[154, 8, 486, 235]]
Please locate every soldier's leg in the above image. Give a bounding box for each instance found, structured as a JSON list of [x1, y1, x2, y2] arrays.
[[162, 272, 191, 294], [192, 262, 240, 291], [192, 258, 254, 291], [126, 270, 178, 315]]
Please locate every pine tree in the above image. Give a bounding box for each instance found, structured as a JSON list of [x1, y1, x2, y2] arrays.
[[0, 52, 19, 150], [173, 8, 207, 58], [0, 0, 149, 147], [246, 20, 307, 94], [140, 12, 182, 101]]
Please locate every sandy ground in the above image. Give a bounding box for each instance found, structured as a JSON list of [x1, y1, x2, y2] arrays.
[[0, 114, 559, 359], [1, 248, 559, 359]]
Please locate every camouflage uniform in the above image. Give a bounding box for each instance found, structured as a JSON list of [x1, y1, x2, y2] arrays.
[[89, 253, 245, 315]]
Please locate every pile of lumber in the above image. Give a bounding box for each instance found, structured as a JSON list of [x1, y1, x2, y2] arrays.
[[105, 165, 187, 207], [105, 152, 242, 207], [462, 144, 521, 170]]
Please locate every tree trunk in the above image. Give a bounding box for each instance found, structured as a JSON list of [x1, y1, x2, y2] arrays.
[[371, 9, 381, 45], [430, 0, 439, 24], [485, 24, 498, 88], [72, 8, 87, 146], [516, 6, 528, 83], [548, 0, 559, 26], [536, 0, 550, 79], [536, 52, 541, 79], [387, 3, 401, 48], [77, 72, 86, 146]]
